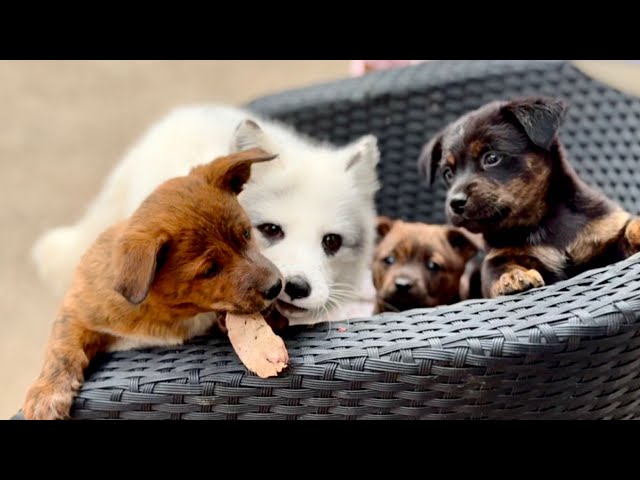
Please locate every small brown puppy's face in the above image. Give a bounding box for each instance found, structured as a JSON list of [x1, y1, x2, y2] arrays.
[[112, 148, 283, 315], [372, 217, 479, 312], [418, 97, 568, 234]]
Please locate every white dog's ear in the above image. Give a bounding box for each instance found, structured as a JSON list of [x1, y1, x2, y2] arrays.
[[231, 119, 276, 154], [345, 135, 381, 195]]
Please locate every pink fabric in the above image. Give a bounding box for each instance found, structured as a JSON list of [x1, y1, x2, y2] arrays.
[[350, 60, 425, 76]]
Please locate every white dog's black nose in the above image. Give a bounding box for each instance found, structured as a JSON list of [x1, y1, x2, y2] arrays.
[[285, 276, 311, 300]]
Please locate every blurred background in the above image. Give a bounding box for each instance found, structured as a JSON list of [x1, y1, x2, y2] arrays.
[[2, 60, 638, 419]]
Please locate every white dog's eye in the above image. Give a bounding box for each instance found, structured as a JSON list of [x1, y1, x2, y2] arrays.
[[322, 234, 342, 255], [257, 223, 284, 241]]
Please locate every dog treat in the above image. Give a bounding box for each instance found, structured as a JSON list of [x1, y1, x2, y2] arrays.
[[226, 312, 289, 378]]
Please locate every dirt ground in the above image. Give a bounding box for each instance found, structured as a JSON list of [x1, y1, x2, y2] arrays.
[[0, 60, 349, 419]]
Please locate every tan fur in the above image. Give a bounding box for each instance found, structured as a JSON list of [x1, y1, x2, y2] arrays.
[[23, 149, 283, 420], [567, 210, 631, 264]]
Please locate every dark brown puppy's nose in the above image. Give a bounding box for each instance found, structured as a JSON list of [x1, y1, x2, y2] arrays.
[[285, 276, 311, 300], [450, 194, 467, 215], [394, 277, 414, 293], [263, 279, 283, 300]]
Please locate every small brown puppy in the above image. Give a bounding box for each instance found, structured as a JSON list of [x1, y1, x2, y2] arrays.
[[418, 96, 640, 298], [23, 148, 284, 420], [372, 217, 482, 313]]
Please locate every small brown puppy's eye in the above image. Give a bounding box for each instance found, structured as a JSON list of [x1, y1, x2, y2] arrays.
[[258, 223, 284, 241], [243, 228, 251, 240], [481, 152, 502, 168], [383, 255, 395, 265], [442, 167, 454, 184], [202, 262, 221, 278], [426, 260, 440, 272], [322, 234, 342, 255]]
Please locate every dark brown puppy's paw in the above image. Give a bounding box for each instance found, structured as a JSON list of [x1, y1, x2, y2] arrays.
[[490, 269, 545, 298], [624, 218, 640, 253], [23, 377, 79, 420]]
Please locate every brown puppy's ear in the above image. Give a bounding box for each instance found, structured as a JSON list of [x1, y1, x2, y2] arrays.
[[113, 231, 171, 305], [446, 227, 480, 263], [502, 97, 568, 151], [417, 130, 444, 186], [376, 216, 395, 243], [193, 148, 278, 195]]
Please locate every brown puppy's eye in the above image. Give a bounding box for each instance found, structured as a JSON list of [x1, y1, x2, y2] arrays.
[[243, 228, 251, 240], [202, 262, 221, 278], [481, 152, 502, 168], [257, 223, 284, 241], [442, 167, 454, 184], [383, 255, 395, 265], [322, 234, 342, 255], [426, 260, 441, 272]]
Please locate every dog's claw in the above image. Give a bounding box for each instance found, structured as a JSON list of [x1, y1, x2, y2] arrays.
[[491, 269, 544, 297]]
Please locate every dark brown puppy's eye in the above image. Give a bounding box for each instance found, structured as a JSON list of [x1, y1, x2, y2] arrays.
[[257, 223, 284, 241], [202, 262, 221, 278], [442, 167, 454, 184], [243, 228, 251, 240], [426, 260, 440, 272], [322, 234, 342, 255], [481, 152, 502, 168], [383, 255, 395, 265]]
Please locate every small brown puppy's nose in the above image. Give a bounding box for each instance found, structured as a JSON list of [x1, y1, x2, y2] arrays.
[[450, 194, 467, 215], [263, 279, 283, 300], [394, 277, 414, 292]]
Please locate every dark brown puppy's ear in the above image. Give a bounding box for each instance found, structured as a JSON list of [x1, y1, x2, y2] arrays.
[[376, 216, 395, 243], [417, 131, 444, 186], [113, 231, 171, 305], [502, 97, 568, 151], [446, 227, 479, 263], [192, 148, 278, 195]]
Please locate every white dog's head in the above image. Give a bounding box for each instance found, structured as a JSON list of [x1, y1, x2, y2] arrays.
[[231, 119, 380, 325]]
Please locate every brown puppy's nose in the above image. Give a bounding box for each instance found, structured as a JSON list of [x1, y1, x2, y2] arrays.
[[449, 194, 467, 215], [263, 279, 283, 300], [394, 277, 414, 292]]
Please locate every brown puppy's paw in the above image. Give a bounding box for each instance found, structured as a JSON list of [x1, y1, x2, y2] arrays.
[[625, 218, 640, 252], [23, 378, 79, 420], [491, 269, 545, 297]]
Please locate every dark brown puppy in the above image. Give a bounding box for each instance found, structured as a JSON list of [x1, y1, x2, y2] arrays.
[[23, 148, 283, 420], [418, 96, 640, 298], [372, 217, 482, 313]]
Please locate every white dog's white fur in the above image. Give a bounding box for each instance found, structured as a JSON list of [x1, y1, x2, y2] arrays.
[[33, 104, 380, 325]]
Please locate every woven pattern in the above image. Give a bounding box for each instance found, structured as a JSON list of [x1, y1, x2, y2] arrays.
[[14, 60, 640, 420]]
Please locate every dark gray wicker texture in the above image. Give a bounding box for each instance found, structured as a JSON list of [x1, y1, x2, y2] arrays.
[[14, 60, 640, 420]]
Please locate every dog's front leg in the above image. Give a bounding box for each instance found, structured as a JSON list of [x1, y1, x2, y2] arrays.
[[623, 216, 640, 256], [23, 313, 105, 420], [482, 252, 545, 299]]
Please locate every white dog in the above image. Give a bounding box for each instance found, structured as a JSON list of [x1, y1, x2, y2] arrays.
[[33, 104, 380, 325]]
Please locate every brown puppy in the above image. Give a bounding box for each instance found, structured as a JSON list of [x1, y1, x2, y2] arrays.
[[23, 148, 284, 420], [418, 96, 640, 298], [372, 217, 482, 313]]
